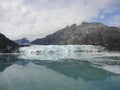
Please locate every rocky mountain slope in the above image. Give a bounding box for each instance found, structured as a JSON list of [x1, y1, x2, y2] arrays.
[[31, 22, 120, 51], [0, 33, 19, 53]]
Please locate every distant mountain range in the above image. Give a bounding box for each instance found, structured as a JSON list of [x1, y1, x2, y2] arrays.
[[31, 22, 120, 51], [15, 38, 30, 45], [0, 33, 19, 53]]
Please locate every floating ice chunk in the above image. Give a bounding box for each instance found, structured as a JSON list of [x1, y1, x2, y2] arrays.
[[92, 64, 120, 74], [102, 65, 120, 74]]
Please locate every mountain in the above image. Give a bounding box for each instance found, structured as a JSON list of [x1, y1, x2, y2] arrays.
[[31, 22, 120, 51], [15, 38, 30, 45], [0, 33, 19, 53]]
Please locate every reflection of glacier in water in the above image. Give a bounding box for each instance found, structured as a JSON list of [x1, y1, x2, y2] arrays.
[[19, 45, 120, 74], [0, 57, 120, 90]]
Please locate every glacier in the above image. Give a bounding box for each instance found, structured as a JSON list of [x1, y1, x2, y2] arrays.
[[19, 45, 105, 53], [19, 45, 106, 60]]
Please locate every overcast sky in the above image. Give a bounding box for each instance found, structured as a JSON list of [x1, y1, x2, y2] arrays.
[[0, 0, 120, 41]]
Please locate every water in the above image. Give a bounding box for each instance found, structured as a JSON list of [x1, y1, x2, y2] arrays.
[[0, 45, 120, 90]]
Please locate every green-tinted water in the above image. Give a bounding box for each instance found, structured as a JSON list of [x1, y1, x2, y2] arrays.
[[0, 53, 120, 90]]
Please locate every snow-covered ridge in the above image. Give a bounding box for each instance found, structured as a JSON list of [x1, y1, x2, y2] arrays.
[[19, 45, 105, 54]]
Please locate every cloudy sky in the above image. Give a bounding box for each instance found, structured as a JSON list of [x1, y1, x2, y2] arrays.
[[0, 0, 120, 41]]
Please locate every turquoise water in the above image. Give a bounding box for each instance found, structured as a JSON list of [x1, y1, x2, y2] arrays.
[[0, 52, 120, 90]]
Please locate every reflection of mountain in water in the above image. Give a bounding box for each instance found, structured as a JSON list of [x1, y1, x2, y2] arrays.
[[0, 54, 119, 81], [0, 55, 19, 72], [17, 59, 117, 81]]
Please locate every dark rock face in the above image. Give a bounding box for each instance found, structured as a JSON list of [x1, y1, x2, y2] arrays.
[[0, 33, 19, 53], [31, 22, 120, 51], [15, 38, 30, 45]]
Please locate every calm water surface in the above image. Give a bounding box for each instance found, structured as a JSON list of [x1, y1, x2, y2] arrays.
[[0, 52, 120, 90]]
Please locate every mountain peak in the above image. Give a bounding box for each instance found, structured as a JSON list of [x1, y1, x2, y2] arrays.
[[81, 22, 106, 26], [81, 22, 89, 25], [15, 38, 30, 45]]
